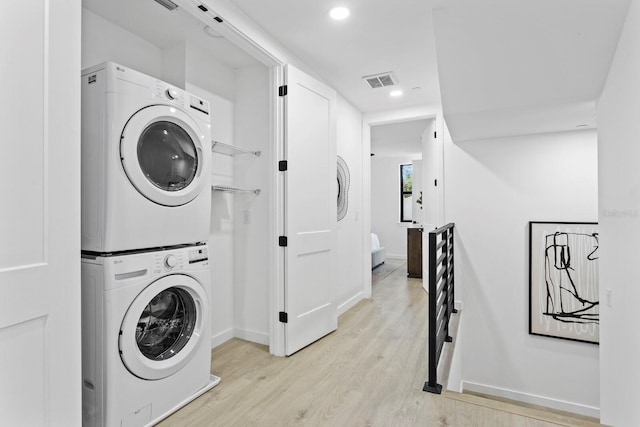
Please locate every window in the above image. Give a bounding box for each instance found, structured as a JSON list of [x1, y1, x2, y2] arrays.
[[400, 163, 413, 222]]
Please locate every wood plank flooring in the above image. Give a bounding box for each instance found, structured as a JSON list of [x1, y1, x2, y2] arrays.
[[158, 263, 600, 427]]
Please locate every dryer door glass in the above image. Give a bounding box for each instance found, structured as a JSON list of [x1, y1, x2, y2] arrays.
[[136, 287, 196, 361], [137, 121, 197, 192]]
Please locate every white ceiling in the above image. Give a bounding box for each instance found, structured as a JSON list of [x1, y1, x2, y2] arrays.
[[82, 0, 258, 69], [83, 0, 632, 143], [228, 0, 441, 113], [371, 119, 430, 158], [432, 0, 631, 141], [226, 0, 630, 140]]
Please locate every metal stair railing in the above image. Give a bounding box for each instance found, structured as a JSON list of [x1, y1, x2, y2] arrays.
[[423, 223, 457, 394]]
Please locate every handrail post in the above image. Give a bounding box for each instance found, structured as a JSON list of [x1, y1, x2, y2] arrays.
[[451, 227, 457, 314], [423, 230, 441, 394]]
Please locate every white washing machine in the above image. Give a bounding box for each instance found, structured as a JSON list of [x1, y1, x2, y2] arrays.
[[81, 62, 211, 253], [81, 244, 219, 427]]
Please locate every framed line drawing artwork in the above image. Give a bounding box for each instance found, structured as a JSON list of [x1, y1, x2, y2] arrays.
[[529, 221, 599, 344]]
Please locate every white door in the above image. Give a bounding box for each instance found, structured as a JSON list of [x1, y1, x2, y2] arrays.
[[282, 64, 337, 355], [422, 120, 436, 293], [422, 120, 438, 231], [0, 1, 81, 425]]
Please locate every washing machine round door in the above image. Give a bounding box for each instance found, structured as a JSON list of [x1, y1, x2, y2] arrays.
[[120, 105, 209, 207], [119, 274, 208, 380]]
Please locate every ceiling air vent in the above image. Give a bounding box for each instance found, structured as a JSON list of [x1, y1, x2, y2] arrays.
[[153, 0, 179, 11], [362, 72, 398, 89]]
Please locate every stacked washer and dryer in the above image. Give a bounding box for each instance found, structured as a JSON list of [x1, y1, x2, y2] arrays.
[[80, 62, 219, 427]]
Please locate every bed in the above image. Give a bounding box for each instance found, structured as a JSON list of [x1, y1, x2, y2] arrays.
[[371, 233, 386, 269]]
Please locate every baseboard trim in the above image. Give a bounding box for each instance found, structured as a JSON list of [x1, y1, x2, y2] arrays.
[[338, 291, 364, 316], [234, 327, 269, 346], [210, 328, 234, 349], [461, 381, 600, 419]]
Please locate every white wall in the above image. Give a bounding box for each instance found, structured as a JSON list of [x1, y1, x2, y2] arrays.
[[597, 1, 640, 424], [186, 44, 236, 101], [336, 96, 365, 314], [233, 64, 271, 345], [183, 44, 238, 348], [161, 43, 186, 89], [445, 129, 600, 416], [371, 156, 418, 259], [81, 8, 161, 76]]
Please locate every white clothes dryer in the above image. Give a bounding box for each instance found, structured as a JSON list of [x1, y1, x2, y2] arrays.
[[81, 62, 211, 253], [81, 244, 219, 427]]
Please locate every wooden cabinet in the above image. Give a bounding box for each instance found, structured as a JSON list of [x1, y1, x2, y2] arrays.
[[407, 227, 423, 278]]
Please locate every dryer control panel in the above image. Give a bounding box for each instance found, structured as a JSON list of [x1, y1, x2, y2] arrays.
[[154, 81, 185, 106], [153, 81, 210, 118]]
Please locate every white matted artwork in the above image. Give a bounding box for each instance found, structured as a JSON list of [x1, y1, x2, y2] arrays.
[[529, 221, 599, 344]]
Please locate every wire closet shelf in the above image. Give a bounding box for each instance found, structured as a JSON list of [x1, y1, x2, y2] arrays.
[[211, 140, 261, 157], [210, 140, 261, 194]]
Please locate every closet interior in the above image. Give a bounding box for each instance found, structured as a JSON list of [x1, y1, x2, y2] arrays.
[[82, 0, 273, 348]]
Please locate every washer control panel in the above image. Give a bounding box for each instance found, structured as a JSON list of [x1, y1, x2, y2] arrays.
[[164, 254, 178, 269], [188, 247, 208, 264], [154, 251, 184, 273]]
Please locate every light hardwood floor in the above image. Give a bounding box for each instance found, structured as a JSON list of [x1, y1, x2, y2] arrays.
[[159, 263, 600, 427]]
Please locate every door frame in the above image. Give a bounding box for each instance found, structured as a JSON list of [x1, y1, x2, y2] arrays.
[[173, 1, 444, 356], [363, 108, 445, 297]]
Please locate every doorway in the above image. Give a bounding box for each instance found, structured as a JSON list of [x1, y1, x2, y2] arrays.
[[364, 112, 444, 294]]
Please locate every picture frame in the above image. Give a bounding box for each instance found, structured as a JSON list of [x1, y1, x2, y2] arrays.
[[528, 221, 599, 344]]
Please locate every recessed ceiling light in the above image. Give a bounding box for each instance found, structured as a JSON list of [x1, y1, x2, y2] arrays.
[[330, 7, 350, 20], [390, 90, 403, 97]]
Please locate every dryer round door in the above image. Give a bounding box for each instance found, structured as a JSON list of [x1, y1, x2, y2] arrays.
[[120, 105, 209, 207], [119, 274, 209, 380]]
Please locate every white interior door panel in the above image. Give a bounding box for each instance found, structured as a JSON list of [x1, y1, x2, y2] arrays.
[[0, 0, 82, 425], [283, 64, 337, 355]]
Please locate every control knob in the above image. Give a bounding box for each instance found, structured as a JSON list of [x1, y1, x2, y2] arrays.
[[165, 87, 179, 100], [164, 254, 178, 269]]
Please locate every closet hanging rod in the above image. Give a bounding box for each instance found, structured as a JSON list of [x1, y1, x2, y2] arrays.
[[212, 185, 261, 195], [211, 140, 261, 157]]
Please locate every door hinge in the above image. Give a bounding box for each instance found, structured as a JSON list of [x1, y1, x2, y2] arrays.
[[279, 85, 288, 96], [434, 131, 437, 139], [279, 311, 288, 323], [197, 4, 208, 12], [279, 160, 288, 171], [434, 179, 438, 187], [279, 236, 288, 247], [214, 16, 223, 23]]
